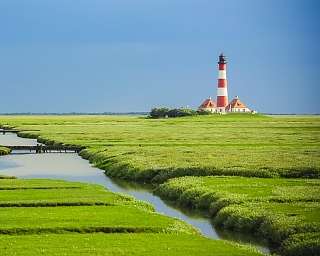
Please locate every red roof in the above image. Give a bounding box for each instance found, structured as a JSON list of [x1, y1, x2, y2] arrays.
[[199, 98, 216, 109], [226, 97, 248, 110]]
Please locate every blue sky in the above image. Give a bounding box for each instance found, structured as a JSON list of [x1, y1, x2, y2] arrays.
[[0, 0, 319, 113]]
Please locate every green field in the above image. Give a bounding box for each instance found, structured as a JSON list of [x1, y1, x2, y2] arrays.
[[0, 233, 261, 256], [0, 177, 262, 256], [0, 114, 319, 255], [215, 203, 320, 256], [156, 176, 320, 214], [1, 115, 319, 181], [0, 179, 189, 235], [156, 176, 320, 255], [0, 205, 194, 234], [0, 178, 149, 208]]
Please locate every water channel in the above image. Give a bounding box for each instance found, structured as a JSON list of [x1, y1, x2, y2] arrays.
[[0, 132, 269, 254]]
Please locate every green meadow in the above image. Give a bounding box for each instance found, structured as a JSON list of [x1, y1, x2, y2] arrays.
[[156, 176, 320, 254], [0, 179, 149, 208], [0, 233, 261, 256], [0, 205, 192, 234], [0, 177, 262, 256], [0, 114, 319, 255], [1, 114, 319, 181], [156, 176, 320, 214]]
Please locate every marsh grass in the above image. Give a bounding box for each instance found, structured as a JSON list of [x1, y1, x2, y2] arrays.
[[280, 232, 320, 256], [1, 115, 319, 181], [214, 202, 320, 242], [0, 179, 151, 210], [0, 205, 197, 235], [1, 115, 319, 255], [0, 178, 264, 255], [156, 176, 320, 255], [156, 176, 320, 213], [0, 146, 11, 155], [0, 179, 197, 235], [0, 233, 263, 256]]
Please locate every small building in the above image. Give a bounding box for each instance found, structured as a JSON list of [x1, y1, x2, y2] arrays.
[[198, 97, 217, 113], [225, 96, 251, 113]]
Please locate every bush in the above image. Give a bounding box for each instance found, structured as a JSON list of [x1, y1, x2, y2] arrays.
[[167, 108, 197, 118], [149, 108, 170, 118], [149, 107, 197, 118], [197, 109, 213, 115]]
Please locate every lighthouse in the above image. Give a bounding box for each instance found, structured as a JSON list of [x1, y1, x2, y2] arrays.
[[198, 53, 253, 114], [216, 53, 228, 112]]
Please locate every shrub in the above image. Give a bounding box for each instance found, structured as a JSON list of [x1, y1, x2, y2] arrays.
[[197, 109, 213, 115], [167, 108, 197, 118], [149, 108, 170, 118], [149, 107, 197, 118]]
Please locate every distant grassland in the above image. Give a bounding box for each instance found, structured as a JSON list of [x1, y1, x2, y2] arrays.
[[0, 177, 262, 256], [0, 114, 319, 181]]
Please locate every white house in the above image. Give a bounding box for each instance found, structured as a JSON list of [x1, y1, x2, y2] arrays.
[[225, 96, 251, 113], [198, 97, 217, 113]]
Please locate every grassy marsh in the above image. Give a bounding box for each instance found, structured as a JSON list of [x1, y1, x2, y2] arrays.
[[156, 176, 320, 255], [0, 233, 262, 256], [0, 177, 263, 255], [0, 179, 148, 208], [1, 114, 319, 181], [0, 114, 319, 255]]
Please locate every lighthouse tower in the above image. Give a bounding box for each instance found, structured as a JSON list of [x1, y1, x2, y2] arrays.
[[216, 53, 228, 112]]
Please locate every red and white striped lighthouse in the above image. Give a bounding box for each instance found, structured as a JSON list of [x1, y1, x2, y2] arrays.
[[216, 53, 228, 112]]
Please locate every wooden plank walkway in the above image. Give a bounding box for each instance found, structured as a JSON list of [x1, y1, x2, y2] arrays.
[[1, 128, 84, 153], [7, 145, 84, 153], [0, 130, 20, 134]]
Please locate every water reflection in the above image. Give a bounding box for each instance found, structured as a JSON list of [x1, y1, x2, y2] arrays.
[[0, 132, 39, 146]]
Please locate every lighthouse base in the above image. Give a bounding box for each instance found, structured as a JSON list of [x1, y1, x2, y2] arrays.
[[216, 107, 227, 113]]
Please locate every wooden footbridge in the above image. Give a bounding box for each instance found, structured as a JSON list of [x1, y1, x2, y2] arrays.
[[1, 128, 84, 154], [1, 129, 20, 134], [7, 145, 85, 154]]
